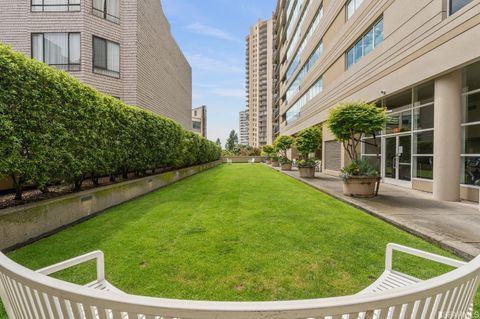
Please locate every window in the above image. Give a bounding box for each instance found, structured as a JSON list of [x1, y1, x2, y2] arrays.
[[93, 0, 120, 23], [32, 33, 81, 71], [93, 36, 120, 78], [285, 77, 323, 125], [462, 62, 480, 185], [346, 0, 364, 20], [31, 0, 80, 12], [346, 18, 384, 69], [286, 41, 323, 103], [192, 121, 201, 130], [450, 0, 473, 15]]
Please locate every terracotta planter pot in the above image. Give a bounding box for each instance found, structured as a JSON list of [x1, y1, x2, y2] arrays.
[[271, 161, 280, 167], [342, 176, 380, 198], [299, 166, 315, 178], [281, 163, 292, 171]]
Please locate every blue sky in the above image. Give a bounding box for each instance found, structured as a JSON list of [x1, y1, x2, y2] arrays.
[[162, 0, 276, 144]]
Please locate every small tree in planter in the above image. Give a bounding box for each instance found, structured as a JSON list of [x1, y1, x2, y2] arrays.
[[295, 127, 322, 178], [274, 135, 294, 171], [262, 145, 275, 164], [327, 101, 387, 197]]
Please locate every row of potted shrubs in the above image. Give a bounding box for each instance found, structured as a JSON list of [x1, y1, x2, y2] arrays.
[[262, 101, 388, 198], [262, 127, 322, 179]]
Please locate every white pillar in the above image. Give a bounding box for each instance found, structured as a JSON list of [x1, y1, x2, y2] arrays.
[[433, 70, 462, 201]]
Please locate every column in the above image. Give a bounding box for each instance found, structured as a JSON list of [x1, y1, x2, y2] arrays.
[[433, 70, 462, 201]]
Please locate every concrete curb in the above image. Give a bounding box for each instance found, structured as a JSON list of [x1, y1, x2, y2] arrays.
[[268, 165, 478, 260]]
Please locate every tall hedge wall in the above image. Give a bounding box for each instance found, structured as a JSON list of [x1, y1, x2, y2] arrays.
[[0, 44, 221, 199]]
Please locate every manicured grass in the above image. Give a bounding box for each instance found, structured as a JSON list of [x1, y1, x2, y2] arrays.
[[1, 164, 478, 317]]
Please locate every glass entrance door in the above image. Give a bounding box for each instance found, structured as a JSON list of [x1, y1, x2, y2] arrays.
[[384, 135, 411, 185]]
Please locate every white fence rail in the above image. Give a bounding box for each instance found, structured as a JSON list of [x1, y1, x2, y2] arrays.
[[0, 244, 479, 319]]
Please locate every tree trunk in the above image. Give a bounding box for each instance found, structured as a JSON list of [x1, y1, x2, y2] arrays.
[[74, 178, 83, 191], [109, 175, 116, 183], [12, 175, 23, 201]]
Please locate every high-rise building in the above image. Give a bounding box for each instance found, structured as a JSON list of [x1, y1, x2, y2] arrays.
[[245, 18, 275, 148], [192, 105, 207, 138], [239, 110, 250, 145], [0, 0, 192, 129], [274, 0, 480, 202]]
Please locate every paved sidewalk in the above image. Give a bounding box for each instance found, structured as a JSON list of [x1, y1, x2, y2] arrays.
[[271, 166, 480, 260]]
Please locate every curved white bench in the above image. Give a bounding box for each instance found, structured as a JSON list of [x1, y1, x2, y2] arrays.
[[0, 243, 478, 319]]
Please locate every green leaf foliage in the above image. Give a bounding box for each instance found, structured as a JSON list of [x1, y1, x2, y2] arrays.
[[273, 135, 294, 157], [0, 43, 221, 199], [327, 101, 386, 161], [295, 127, 322, 159]]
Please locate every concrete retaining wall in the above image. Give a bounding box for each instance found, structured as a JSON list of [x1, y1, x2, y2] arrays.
[[221, 156, 265, 163], [0, 161, 221, 251]]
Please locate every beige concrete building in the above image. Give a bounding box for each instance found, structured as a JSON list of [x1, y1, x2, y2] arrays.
[[192, 105, 207, 137], [0, 0, 192, 129], [239, 110, 250, 145], [246, 19, 276, 148], [275, 0, 480, 201]]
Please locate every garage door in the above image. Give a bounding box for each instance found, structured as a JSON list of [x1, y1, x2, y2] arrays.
[[324, 141, 342, 171]]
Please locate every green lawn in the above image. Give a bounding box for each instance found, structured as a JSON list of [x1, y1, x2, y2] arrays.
[[1, 164, 478, 317]]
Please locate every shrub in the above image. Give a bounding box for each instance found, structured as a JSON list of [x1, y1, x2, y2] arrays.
[[0, 43, 221, 199], [261, 145, 275, 159], [295, 127, 322, 167], [340, 159, 379, 181], [327, 102, 386, 162]]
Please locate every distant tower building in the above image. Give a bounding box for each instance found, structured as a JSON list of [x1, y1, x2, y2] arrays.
[[239, 110, 249, 145], [192, 105, 207, 137], [245, 18, 275, 148]]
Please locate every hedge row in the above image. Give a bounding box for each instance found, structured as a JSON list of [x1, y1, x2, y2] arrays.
[[0, 44, 221, 199]]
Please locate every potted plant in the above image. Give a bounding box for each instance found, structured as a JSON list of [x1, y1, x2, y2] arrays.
[[295, 127, 322, 178], [327, 101, 387, 197], [271, 155, 280, 167], [274, 135, 294, 171], [262, 145, 275, 164]]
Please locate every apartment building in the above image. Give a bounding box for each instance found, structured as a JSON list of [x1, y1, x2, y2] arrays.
[[275, 0, 480, 202], [246, 19, 276, 148], [192, 105, 207, 137], [239, 110, 250, 145], [0, 0, 192, 129]]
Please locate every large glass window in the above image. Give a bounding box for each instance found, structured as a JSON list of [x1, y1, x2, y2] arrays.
[[93, 36, 120, 78], [286, 41, 323, 103], [362, 82, 435, 181], [31, 0, 80, 12], [450, 0, 473, 15], [32, 33, 81, 71], [93, 0, 120, 23], [346, 0, 364, 20], [285, 77, 323, 125], [346, 18, 384, 69], [462, 62, 480, 185]]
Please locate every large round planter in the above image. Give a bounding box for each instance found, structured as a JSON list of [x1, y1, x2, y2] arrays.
[[271, 161, 280, 167], [266, 160, 272, 165], [342, 176, 379, 198], [299, 166, 316, 178], [281, 163, 292, 171]]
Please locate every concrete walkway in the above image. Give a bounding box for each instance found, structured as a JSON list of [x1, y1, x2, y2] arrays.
[[271, 166, 480, 260]]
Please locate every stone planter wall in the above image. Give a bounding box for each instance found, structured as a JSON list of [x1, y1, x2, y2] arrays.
[[0, 161, 221, 251]]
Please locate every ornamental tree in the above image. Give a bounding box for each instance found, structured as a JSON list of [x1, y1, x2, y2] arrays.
[[274, 135, 294, 158], [261, 145, 275, 158], [295, 127, 322, 160], [327, 101, 386, 162]]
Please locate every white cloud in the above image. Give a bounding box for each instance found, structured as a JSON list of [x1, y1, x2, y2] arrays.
[[211, 88, 245, 98], [187, 53, 243, 74], [185, 23, 240, 42]]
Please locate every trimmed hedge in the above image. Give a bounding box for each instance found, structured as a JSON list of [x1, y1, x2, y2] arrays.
[[0, 44, 221, 199]]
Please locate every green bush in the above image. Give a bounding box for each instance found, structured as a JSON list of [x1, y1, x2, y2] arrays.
[[295, 127, 322, 167], [0, 43, 220, 199]]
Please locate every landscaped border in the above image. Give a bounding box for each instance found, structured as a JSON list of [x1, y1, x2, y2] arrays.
[[0, 161, 221, 251]]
